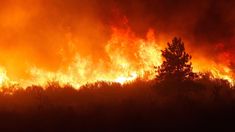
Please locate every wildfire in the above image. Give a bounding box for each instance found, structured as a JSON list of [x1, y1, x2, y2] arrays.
[[0, 25, 233, 88], [24, 27, 163, 88], [193, 58, 234, 85], [0, 1, 235, 88], [0, 67, 8, 86]]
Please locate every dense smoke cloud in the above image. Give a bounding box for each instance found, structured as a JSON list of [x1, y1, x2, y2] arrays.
[[110, 0, 235, 68], [112, 0, 235, 41], [0, 0, 234, 81]]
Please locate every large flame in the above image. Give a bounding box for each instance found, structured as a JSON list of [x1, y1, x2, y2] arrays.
[[25, 27, 163, 88], [0, 25, 234, 88], [0, 1, 234, 88]]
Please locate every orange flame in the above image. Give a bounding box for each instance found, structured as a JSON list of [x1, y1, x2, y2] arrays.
[[0, 25, 234, 88], [24, 27, 163, 88], [0, 2, 234, 89]]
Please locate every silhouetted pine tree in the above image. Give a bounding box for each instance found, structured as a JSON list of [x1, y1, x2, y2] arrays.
[[157, 37, 195, 81]]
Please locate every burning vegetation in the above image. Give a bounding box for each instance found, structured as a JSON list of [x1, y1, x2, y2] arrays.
[[0, 0, 234, 88], [0, 23, 234, 88], [0, 26, 233, 88], [0, 0, 235, 131]]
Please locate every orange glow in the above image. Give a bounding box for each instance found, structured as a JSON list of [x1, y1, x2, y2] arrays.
[[0, 25, 234, 88], [0, 67, 9, 86], [25, 27, 163, 88], [193, 60, 234, 85], [0, 1, 234, 88]]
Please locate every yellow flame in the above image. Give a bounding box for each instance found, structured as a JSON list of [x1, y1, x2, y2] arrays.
[[0, 27, 233, 88], [23, 28, 163, 88], [193, 60, 234, 85], [0, 67, 10, 87]]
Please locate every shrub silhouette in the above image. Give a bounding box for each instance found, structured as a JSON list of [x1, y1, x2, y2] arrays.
[[0, 39, 234, 131], [0, 78, 233, 131], [157, 37, 195, 82]]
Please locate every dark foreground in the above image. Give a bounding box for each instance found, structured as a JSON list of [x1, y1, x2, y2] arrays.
[[0, 78, 235, 132]]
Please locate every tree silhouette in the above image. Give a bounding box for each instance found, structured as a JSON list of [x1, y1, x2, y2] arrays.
[[156, 37, 194, 81]]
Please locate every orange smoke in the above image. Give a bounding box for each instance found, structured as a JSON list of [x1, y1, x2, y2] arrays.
[[0, 1, 234, 88]]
